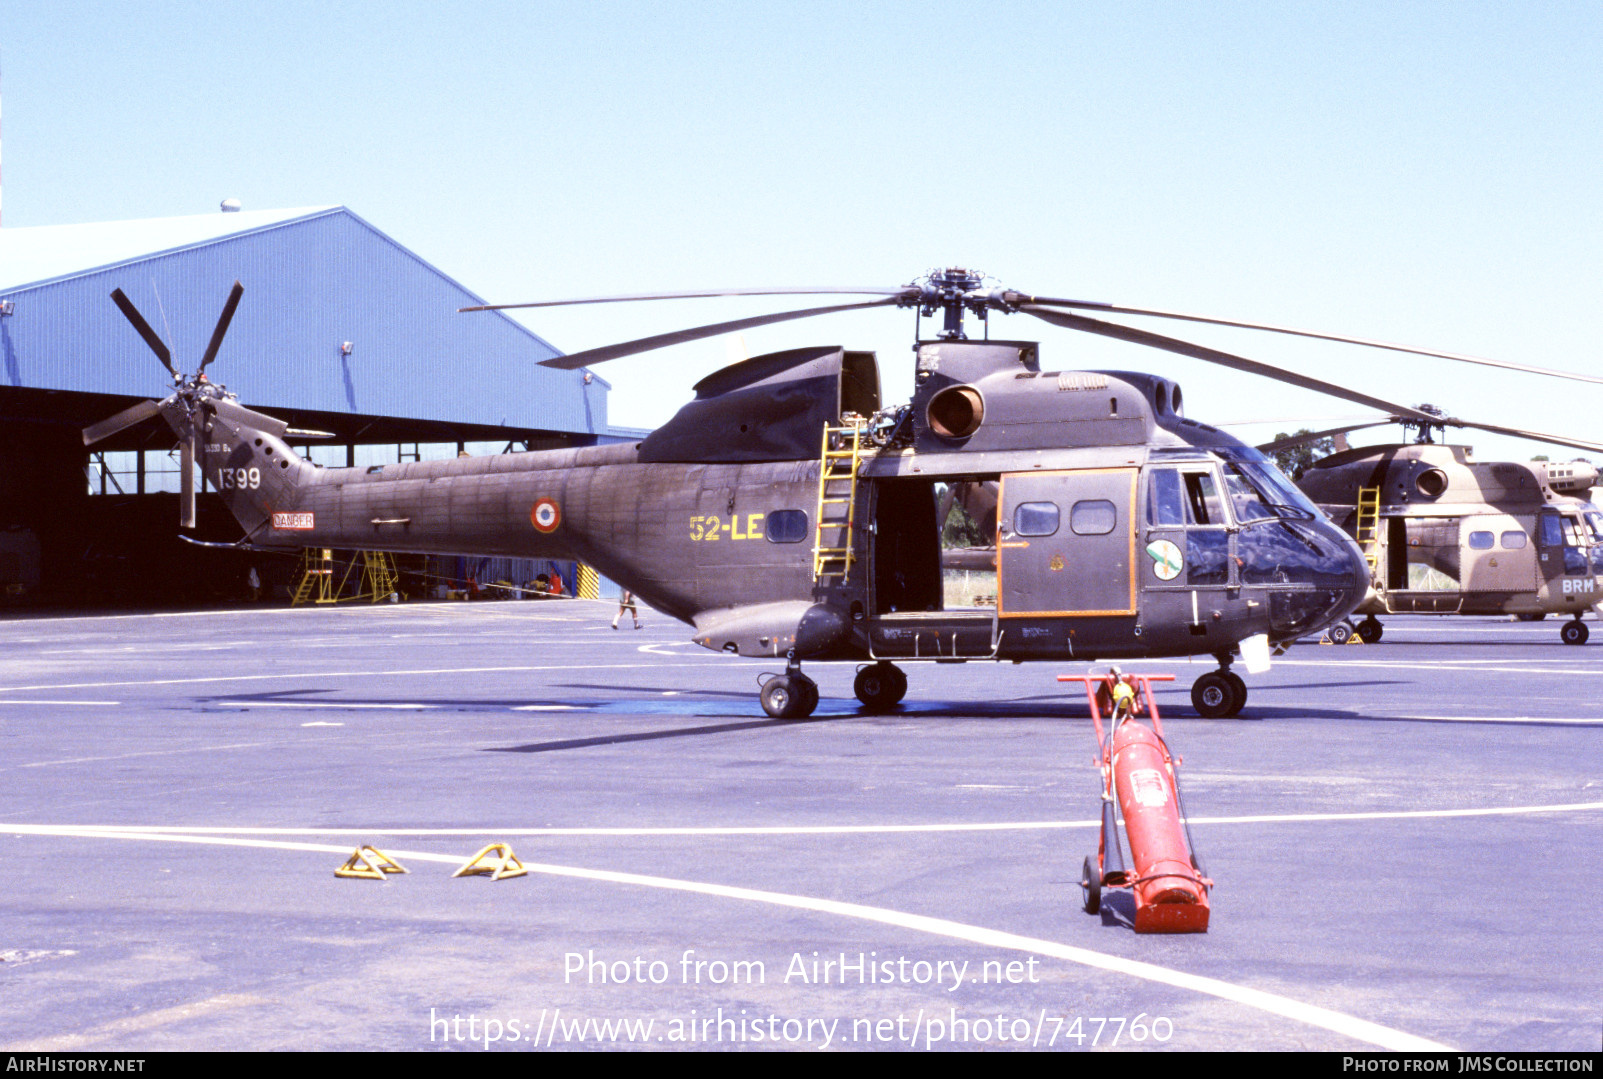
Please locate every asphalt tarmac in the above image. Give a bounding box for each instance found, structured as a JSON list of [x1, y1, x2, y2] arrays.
[[0, 599, 1598, 1052]]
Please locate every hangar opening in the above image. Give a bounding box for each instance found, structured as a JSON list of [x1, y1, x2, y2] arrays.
[[0, 205, 618, 607]]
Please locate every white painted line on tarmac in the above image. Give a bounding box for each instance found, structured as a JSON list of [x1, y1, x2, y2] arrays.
[[13, 742, 272, 769], [1381, 714, 1603, 725], [0, 662, 720, 695], [1, 993, 267, 1052], [17, 800, 1599, 837], [0, 824, 1451, 1052], [0, 700, 121, 706], [512, 704, 580, 711], [216, 700, 432, 710]]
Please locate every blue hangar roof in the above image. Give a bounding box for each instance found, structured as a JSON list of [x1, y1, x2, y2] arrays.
[[0, 206, 608, 437]]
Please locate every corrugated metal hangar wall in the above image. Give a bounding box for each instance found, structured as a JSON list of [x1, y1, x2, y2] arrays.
[[0, 206, 608, 607]]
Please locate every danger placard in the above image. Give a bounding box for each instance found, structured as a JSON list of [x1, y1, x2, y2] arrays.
[[272, 512, 315, 530]]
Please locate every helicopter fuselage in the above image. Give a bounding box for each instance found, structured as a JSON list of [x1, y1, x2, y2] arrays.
[[1296, 442, 1603, 624], [188, 339, 1369, 680]]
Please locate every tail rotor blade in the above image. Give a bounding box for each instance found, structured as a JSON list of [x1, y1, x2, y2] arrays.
[[197, 281, 244, 374], [110, 289, 176, 377], [179, 435, 196, 530], [82, 399, 163, 446]]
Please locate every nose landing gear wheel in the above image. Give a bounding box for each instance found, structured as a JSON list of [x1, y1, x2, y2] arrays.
[[853, 662, 907, 711], [1560, 619, 1590, 645], [761, 674, 820, 719], [1356, 616, 1384, 643], [1327, 620, 1355, 645]]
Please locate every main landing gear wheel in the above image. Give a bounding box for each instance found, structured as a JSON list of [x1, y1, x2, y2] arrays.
[[1192, 671, 1243, 719], [1356, 616, 1384, 643], [1222, 671, 1247, 715], [760, 674, 819, 719], [1327, 620, 1355, 645], [1081, 855, 1102, 915], [853, 662, 907, 711], [1560, 619, 1590, 646]]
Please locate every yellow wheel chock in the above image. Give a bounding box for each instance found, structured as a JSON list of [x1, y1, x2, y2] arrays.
[[452, 843, 529, 881], [334, 845, 409, 880]]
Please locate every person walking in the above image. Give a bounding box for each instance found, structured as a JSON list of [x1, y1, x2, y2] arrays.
[[612, 589, 641, 630]]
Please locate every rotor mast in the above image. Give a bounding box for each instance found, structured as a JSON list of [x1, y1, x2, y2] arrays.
[[904, 267, 1011, 341]]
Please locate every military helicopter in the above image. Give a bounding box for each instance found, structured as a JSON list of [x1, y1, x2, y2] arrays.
[[1258, 411, 1603, 644], [91, 267, 1593, 720]]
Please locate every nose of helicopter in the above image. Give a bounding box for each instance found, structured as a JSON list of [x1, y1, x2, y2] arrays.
[[1261, 522, 1372, 643]]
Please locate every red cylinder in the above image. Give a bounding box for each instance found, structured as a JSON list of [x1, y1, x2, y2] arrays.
[[1111, 719, 1209, 933]]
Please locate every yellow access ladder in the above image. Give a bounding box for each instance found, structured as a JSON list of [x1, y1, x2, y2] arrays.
[[358, 551, 399, 601], [1355, 486, 1381, 572], [291, 548, 335, 605], [812, 421, 869, 582]]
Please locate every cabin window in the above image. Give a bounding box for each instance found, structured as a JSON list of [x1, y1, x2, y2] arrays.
[[1467, 531, 1495, 550], [1499, 532, 1526, 549], [1070, 500, 1117, 536], [764, 510, 809, 544], [1013, 502, 1060, 537]]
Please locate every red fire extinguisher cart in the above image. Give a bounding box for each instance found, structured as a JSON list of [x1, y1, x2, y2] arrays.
[[1059, 671, 1212, 933]]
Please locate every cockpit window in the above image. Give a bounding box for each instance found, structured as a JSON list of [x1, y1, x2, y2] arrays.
[[1185, 471, 1224, 526], [1225, 459, 1322, 522], [1224, 466, 1275, 524], [1147, 468, 1187, 526]]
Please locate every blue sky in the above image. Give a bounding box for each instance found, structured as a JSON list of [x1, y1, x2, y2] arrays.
[[4, 1, 1600, 457]]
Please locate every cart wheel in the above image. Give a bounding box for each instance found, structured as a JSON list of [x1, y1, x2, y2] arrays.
[[1081, 855, 1102, 914]]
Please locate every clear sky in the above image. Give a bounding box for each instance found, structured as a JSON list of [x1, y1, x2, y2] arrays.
[[4, 1, 1600, 461]]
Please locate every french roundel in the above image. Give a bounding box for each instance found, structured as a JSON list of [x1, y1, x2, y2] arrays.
[[530, 498, 561, 533]]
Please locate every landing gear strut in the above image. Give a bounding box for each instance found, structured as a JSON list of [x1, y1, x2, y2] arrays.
[[1560, 616, 1590, 646], [853, 662, 907, 711], [759, 651, 820, 719], [1191, 653, 1246, 719]]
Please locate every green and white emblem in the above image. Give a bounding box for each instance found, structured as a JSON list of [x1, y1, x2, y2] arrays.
[[1146, 539, 1184, 581]]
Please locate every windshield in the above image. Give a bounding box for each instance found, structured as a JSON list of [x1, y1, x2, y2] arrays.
[[1223, 458, 1321, 523]]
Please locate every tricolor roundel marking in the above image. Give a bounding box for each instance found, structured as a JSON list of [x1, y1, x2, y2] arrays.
[[530, 498, 562, 533]]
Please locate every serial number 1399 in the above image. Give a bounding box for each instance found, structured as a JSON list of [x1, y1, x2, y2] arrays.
[[220, 467, 261, 490]]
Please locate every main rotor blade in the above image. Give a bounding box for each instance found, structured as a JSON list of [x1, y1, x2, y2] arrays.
[[1014, 293, 1603, 386], [462, 286, 913, 313], [179, 435, 196, 530], [1019, 305, 1443, 422], [537, 298, 904, 370], [197, 280, 244, 374], [110, 288, 176, 376], [1448, 419, 1603, 456], [1255, 422, 1397, 455], [82, 399, 163, 446]]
